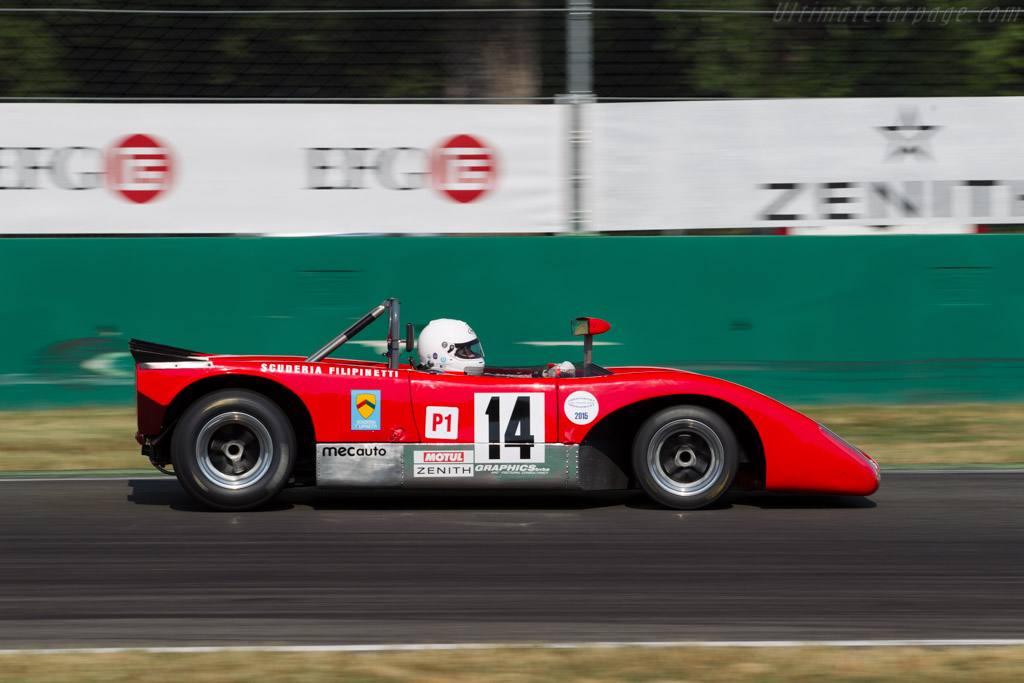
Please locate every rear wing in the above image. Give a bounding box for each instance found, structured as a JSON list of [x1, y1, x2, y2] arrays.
[[129, 339, 208, 365]]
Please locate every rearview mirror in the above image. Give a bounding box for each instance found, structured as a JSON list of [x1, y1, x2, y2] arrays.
[[571, 317, 611, 337], [571, 317, 611, 366], [406, 323, 415, 353]]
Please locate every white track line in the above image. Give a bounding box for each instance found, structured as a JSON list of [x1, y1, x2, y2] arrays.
[[878, 469, 1024, 475], [0, 476, 163, 483], [3, 640, 1024, 655]]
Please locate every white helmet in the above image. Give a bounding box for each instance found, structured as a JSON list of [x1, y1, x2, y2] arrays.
[[417, 319, 484, 374]]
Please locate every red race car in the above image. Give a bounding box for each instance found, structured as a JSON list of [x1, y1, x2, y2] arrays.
[[131, 298, 879, 511]]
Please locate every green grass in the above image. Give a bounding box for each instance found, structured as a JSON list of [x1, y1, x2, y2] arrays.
[[0, 407, 142, 471], [802, 403, 1024, 466], [2, 646, 1024, 682], [1, 404, 1024, 473]]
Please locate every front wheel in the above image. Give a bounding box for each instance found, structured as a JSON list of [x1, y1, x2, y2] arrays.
[[171, 389, 296, 511], [632, 405, 738, 510]]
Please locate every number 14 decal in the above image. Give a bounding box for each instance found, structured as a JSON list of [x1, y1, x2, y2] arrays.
[[474, 393, 546, 463]]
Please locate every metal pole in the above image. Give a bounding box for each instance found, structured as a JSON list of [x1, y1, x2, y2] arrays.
[[387, 298, 401, 370], [566, 0, 593, 233], [567, 0, 592, 95]]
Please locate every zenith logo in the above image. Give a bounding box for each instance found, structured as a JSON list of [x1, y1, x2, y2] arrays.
[[876, 108, 942, 161]]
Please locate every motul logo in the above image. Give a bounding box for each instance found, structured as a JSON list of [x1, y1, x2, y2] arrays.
[[421, 451, 470, 463], [0, 133, 173, 204], [306, 134, 497, 203]]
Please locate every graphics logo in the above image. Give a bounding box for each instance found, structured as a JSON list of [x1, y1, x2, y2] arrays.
[[351, 390, 381, 430]]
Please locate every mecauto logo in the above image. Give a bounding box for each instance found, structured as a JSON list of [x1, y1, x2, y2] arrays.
[[306, 134, 498, 204], [320, 445, 388, 457], [0, 133, 173, 204]]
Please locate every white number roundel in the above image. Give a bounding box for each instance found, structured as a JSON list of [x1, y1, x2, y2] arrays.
[[564, 390, 599, 425]]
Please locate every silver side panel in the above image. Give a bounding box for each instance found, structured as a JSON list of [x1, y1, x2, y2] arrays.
[[316, 443, 580, 490], [316, 444, 404, 487]]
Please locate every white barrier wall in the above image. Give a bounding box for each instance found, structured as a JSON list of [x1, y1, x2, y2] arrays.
[[0, 104, 566, 234], [4, 99, 1022, 235], [592, 98, 1024, 231]]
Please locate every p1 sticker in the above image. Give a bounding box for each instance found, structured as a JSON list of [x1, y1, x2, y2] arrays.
[[565, 390, 599, 425], [425, 406, 459, 439], [351, 390, 381, 431]]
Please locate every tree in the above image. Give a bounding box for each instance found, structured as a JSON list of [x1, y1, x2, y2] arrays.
[[443, 0, 543, 101], [653, 0, 1024, 98], [0, 13, 73, 97]]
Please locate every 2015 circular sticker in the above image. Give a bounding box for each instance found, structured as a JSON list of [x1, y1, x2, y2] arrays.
[[565, 390, 599, 425]]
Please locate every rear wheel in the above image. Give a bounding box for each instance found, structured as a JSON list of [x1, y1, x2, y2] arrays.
[[632, 405, 738, 509], [172, 389, 295, 511]]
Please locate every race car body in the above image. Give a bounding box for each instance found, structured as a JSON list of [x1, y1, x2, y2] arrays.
[[131, 298, 880, 511]]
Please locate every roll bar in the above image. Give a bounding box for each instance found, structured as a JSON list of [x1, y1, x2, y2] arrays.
[[305, 299, 390, 363], [305, 298, 408, 370]]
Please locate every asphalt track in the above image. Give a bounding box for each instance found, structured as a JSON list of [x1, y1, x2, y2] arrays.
[[0, 472, 1022, 648]]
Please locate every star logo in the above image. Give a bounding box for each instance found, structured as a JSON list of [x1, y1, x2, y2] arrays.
[[876, 108, 942, 161]]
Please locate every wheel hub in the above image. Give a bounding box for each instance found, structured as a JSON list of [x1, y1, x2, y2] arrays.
[[673, 447, 697, 469], [223, 440, 246, 462], [647, 418, 725, 497], [195, 412, 274, 490]]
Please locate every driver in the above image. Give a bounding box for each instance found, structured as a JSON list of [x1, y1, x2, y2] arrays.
[[417, 319, 485, 374]]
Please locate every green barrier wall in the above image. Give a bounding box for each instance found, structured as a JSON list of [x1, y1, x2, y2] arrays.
[[2, 235, 1023, 408]]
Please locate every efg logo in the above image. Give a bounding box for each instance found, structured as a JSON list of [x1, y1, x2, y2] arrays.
[[430, 134, 496, 204], [0, 133, 174, 204], [106, 134, 173, 204], [306, 133, 498, 204]]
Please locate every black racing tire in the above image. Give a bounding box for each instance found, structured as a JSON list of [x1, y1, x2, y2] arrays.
[[632, 405, 739, 510], [171, 389, 296, 511]]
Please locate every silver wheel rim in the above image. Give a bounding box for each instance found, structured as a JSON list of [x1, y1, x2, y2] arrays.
[[195, 412, 274, 490], [646, 418, 725, 497]]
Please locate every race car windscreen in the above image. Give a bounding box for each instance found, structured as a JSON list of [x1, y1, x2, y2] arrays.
[[453, 339, 483, 359]]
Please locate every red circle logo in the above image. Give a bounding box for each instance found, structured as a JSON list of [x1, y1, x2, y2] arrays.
[[430, 134, 497, 204], [106, 134, 173, 204]]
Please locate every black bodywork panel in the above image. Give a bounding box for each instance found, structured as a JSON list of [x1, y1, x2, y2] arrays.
[[129, 339, 204, 364]]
